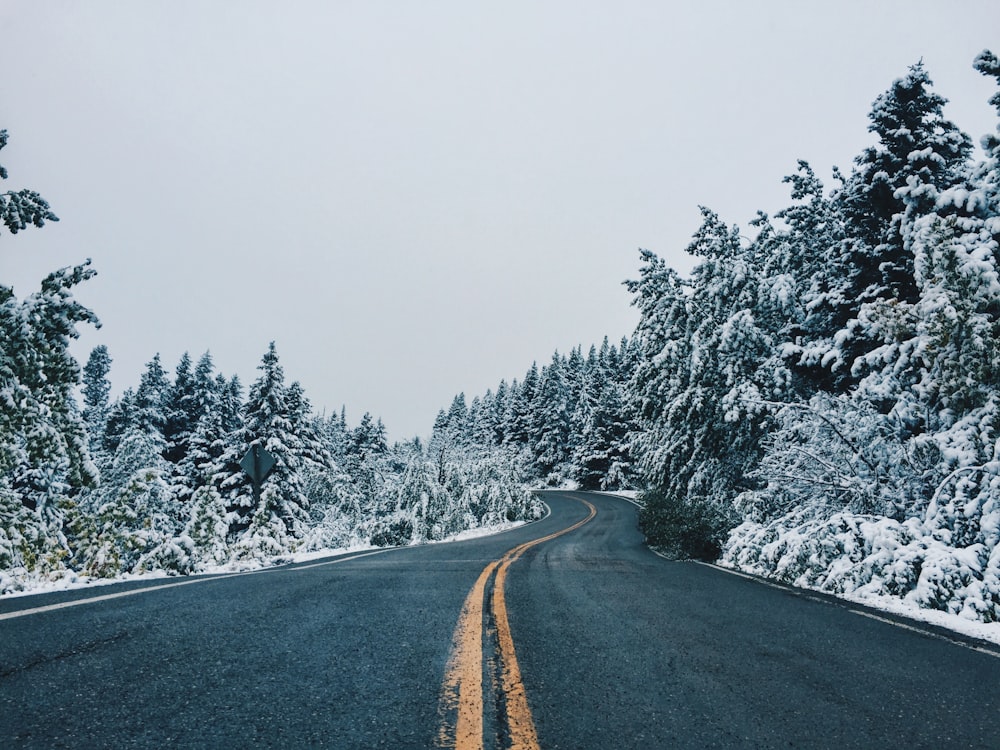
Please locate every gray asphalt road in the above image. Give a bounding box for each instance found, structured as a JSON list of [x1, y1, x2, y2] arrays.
[[1, 491, 998, 749]]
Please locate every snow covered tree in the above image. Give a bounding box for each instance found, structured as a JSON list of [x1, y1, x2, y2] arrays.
[[505, 363, 539, 450], [170, 353, 227, 503], [489, 380, 511, 445], [343, 411, 389, 517], [0, 129, 58, 236], [81, 345, 113, 462], [163, 352, 197, 465], [217, 343, 312, 559], [574, 375, 634, 491], [830, 63, 973, 385], [0, 262, 99, 587], [78, 426, 184, 577], [0, 135, 99, 578], [627, 206, 796, 557], [132, 354, 169, 439], [841, 62, 972, 259], [532, 353, 572, 480], [101, 389, 136, 457]]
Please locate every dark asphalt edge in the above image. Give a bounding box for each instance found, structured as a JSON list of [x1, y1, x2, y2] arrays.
[[691, 558, 1000, 659], [576, 490, 1000, 659]]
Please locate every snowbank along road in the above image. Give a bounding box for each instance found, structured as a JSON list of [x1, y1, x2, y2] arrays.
[[1, 491, 998, 748]]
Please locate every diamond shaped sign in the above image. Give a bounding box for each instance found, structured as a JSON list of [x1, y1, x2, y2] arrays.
[[240, 444, 276, 485]]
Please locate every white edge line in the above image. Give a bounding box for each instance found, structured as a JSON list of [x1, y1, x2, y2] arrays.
[[692, 560, 1000, 660], [0, 547, 395, 622], [847, 609, 1000, 659]]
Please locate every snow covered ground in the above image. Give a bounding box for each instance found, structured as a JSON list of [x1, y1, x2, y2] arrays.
[[721, 510, 1000, 646], [0, 519, 533, 601]]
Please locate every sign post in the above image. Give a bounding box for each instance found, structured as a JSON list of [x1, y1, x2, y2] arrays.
[[240, 444, 276, 508]]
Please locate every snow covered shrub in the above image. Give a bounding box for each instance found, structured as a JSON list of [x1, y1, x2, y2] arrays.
[[723, 508, 922, 591], [185, 484, 231, 567], [301, 504, 361, 552], [137, 534, 197, 576], [460, 451, 541, 527], [301, 463, 364, 551], [229, 484, 302, 563], [0, 484, 74, 592], [369, 515, 414, 547], [723, 506, 1000, 622], [725, 392, 1000, 621]]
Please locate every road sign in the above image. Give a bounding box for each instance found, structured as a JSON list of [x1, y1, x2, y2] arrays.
[[240, 444, 276, 485]]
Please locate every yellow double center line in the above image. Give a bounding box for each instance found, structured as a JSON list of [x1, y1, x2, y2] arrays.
[[437, 499, 597, 750]]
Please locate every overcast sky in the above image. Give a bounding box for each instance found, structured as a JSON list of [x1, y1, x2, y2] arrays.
[[2, 1, 999, 441]]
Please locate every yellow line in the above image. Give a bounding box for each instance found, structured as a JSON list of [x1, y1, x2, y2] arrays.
[[492, 501, 596, 749], [438, 499, 597, 749], [439, 561, 498, 750], [492, 559, 539, 749]]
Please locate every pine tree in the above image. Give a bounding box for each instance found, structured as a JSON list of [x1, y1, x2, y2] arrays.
[[627, 207, 793, 558], [1, 261, 99, 586], [0, 129, 58, 236], [81, 345, 113, 461], [765, 161, 848, 391], [505, 364, 539, 450], [218, 343, 311, 559], [491, 380, 511, 445], [345, 411, 389, 515], [133, 354, 170, 438], [532, 353, 571, 480], [831, 63, 973, 384], [81, 426, 182, 576], [163, 352, 197, 465], [102, 389, 136, 456], [172, 352, 225, 503]]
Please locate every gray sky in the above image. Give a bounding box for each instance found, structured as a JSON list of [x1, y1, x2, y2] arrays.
[[2, 1, 999, 441]]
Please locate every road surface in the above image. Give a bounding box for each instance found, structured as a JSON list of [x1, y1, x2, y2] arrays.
[[1, 491, 998, 748]]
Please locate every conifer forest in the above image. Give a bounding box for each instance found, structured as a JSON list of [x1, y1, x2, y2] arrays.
[[4, 52, 1000, 625]]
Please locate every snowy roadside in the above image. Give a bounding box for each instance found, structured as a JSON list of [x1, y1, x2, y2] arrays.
[[0, 519, 535, 602], [715, 558, 1000, 647], [720, 509, 1000, 647], [597, 491, 1000, 647]]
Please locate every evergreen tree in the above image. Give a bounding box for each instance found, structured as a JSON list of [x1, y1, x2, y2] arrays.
[[490, 380, 511, 445], [133, 354, 169, 439], [0, 131, 100, 578], [0, 262, 98, 585], [172, 352, 225, 504], [831, 63, 973, 384], [345, 411, 389, 514], [627, 209, 793, 557], [102, 389, 136, 456], [505, 363, 539, 450], [81, 345, 113, 460], [163, 352, 197, 465], [81, 426, 182, 576], [532, 353, 572, 480], [218, 343, 311, 558], [0, 129, 58, 236]]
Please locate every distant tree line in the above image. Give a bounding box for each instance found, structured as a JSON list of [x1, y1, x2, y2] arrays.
[[429, 337, 639, 494]]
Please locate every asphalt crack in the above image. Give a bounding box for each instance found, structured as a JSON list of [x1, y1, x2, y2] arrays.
[[0, 630, 131, 678]]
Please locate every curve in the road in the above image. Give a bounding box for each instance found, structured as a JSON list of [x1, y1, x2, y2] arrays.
[[437, 496, 596, 750]]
